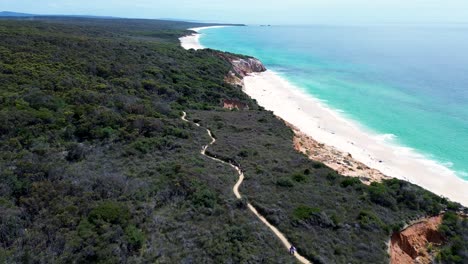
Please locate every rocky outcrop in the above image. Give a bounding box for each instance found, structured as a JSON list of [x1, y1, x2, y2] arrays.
[[216, 52, 266, 76], [390, 215, 444, 264], [218, 53, 266, 108], [224, 71, 244, 87], [230, 58, 266, 77], [224, 57, 266, 87], [216, 52, 266, 87]]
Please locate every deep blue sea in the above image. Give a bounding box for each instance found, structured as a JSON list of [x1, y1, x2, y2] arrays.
[[198, 25, 468, 180]]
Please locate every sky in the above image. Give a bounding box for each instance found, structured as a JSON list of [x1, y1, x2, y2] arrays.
[[1, 0, 468, 25]]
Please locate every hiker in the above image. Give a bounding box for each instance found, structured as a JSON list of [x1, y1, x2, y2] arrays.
[[289, 245, 296, 255]]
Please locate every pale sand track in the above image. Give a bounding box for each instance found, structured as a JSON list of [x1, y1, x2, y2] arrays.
[[182, 112, 311, 264]]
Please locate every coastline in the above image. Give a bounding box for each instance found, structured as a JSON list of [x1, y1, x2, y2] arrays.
[[290, 122, 390, 184], [179, 26, 228, 50], [179, 27, 468, 206]]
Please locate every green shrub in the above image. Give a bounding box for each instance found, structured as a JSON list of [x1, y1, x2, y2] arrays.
[[340, 177, 361, 188], [292, 172, 307, 183], [88, 201, 130, 225], [0, 248, 8, 264], [126, 137, 172, 154], [327, 172, 338, 182], [238, 150, 249, 158], [368, 183, 397, 208], [293, 205, 321, 220], [330, 214, 344, 226], [94, 126, 116, 139], [66, 143, 87, 162], [312, 162, 326, 169], [446, 201, 462, 211], [77, 219, 96, 239], [125, 225, 145, 251], [255, 165, 265, 174], [276, 178, 294, 188], [226, 226, 247, 242], [141, 79, 158, 91], [191, 187, 217, 208], [357, 210, 384, 229], [166, 127, 189, 139]]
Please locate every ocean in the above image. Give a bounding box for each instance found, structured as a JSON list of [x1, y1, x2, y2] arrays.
[[198, 25, 468, 181]]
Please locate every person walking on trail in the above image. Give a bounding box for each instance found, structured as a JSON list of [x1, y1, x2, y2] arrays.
[[289, 245, 297, 255]]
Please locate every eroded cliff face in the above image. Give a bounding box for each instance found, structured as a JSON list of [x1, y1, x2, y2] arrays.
[[230, 58, 267, 77], [390, 215, 444, 264], [217, 53, 267, 87], [222, 99, 249, 110], [224, 71, 244, 87]]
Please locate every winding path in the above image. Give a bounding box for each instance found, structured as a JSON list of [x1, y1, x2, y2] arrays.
[[182, 112, 311, 264]]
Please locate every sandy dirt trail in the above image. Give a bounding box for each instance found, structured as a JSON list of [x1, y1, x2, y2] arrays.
[[182, 112, 311, 264]]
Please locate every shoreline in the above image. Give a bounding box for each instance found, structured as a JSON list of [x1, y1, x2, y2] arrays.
[[179, 26, 229, 50], [290, 122, 390, 184], [179, 27, 468, 206], [244, 71, 468, 205]]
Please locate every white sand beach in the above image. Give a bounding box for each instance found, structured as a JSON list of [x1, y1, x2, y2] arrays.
[[180, 28, 468, 206], [179, 26, 228, 50], [244, 71, 468, 205]]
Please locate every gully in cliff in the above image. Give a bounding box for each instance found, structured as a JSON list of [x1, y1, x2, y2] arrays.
[[390, 215, 445, 264]]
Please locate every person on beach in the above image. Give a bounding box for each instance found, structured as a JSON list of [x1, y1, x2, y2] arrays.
[[289, 245, 296, 255]]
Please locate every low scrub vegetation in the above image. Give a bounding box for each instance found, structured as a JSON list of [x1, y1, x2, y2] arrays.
[[0, 18, 291, 263], [436, 212, 468, 263], [190, 110, 464, 263]]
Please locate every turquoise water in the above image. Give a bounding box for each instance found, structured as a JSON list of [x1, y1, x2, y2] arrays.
[[199, 25, 468, 180]]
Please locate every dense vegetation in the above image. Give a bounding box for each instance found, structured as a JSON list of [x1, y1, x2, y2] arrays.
[[0, 17, 466, 263], [0, 18, 289, 263], [436, 213, 468, 263]]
